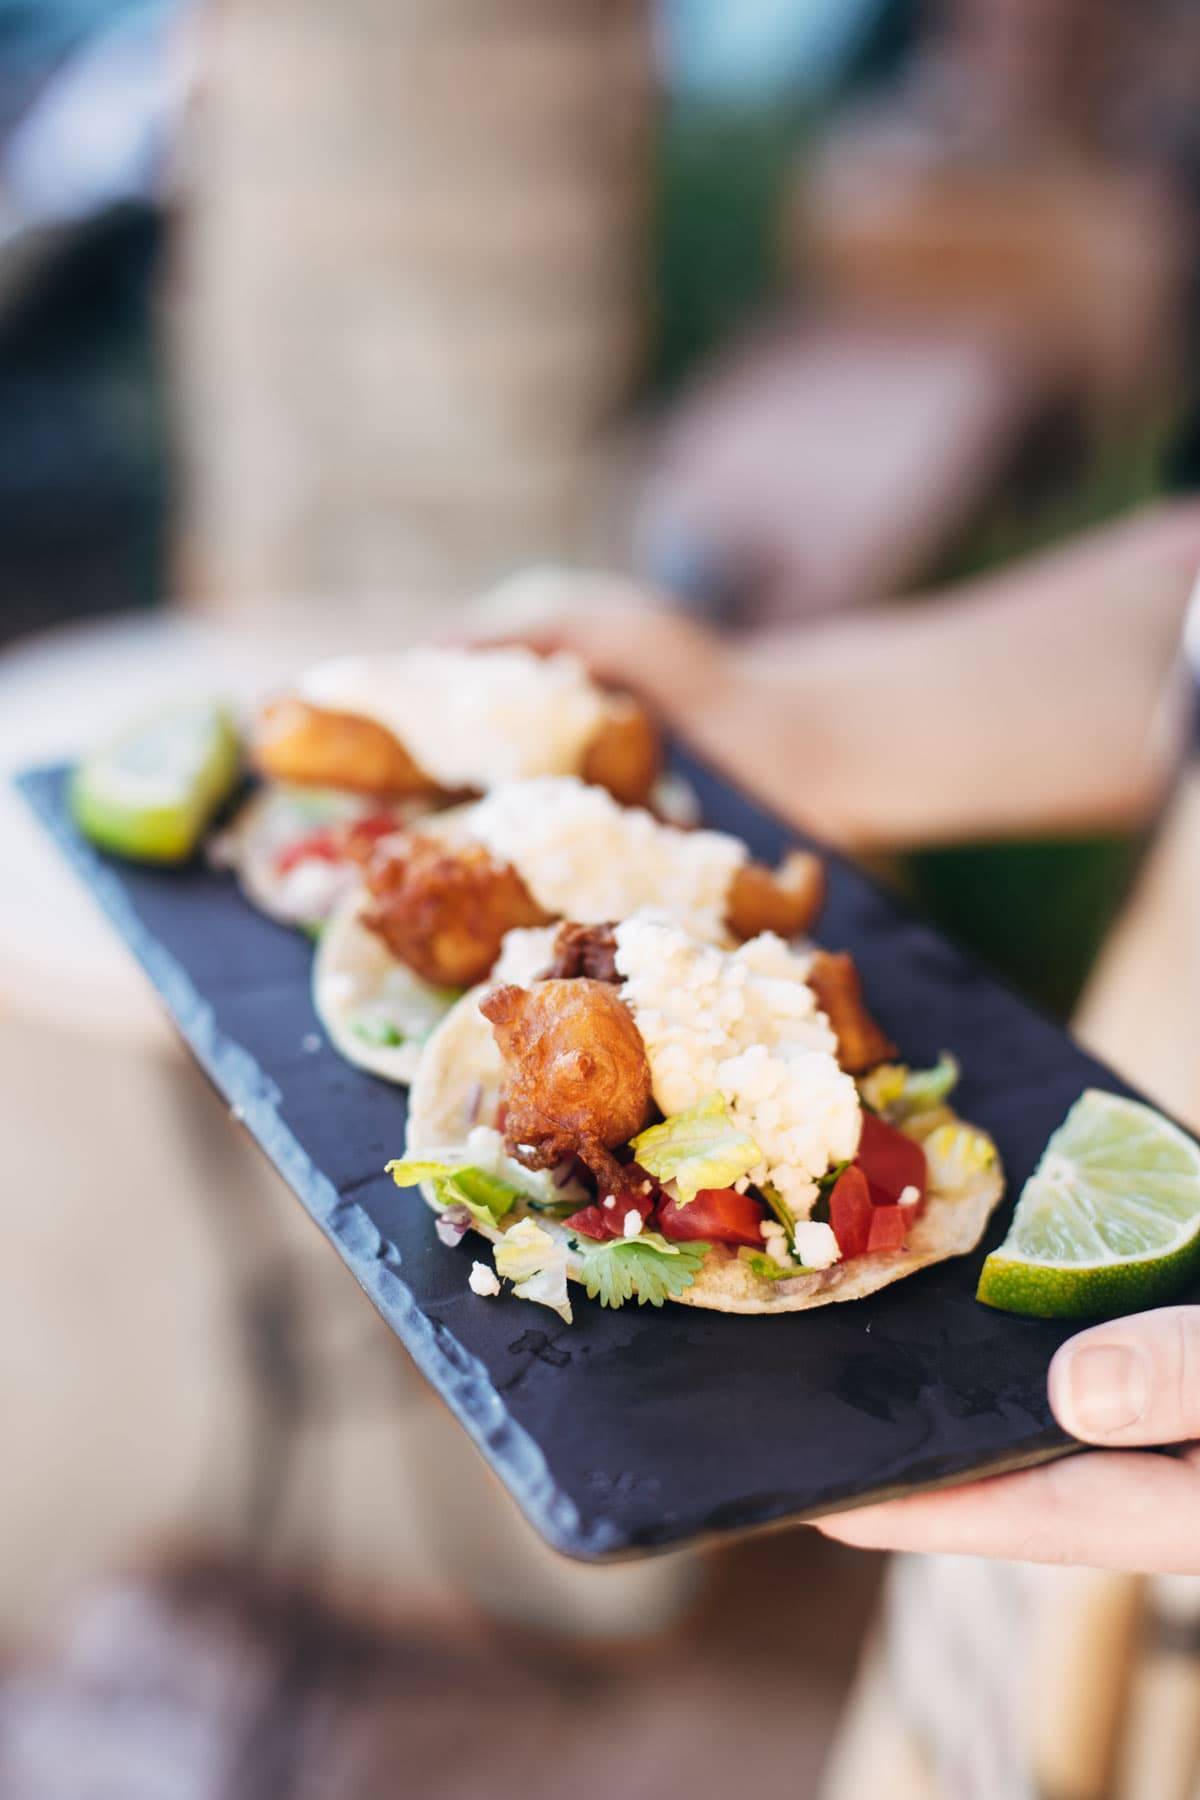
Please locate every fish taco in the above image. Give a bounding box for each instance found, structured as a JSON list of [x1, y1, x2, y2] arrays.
[[395, 914, 1004, 1320], [218, 639, 664, 931], [313, 775, 824, 1085]]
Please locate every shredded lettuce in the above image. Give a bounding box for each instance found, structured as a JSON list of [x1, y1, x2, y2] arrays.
[[631, 1093, 761, 1203], [386, 1158, 463, 1188], [577, 1232, 709, 1308], [859, 1053, 959, 1122], [386, 1157, 521, 1232], [494, 1218, 572, 1323], [923, 1121, 996, 1191], [524, 1194, 586, 1218]]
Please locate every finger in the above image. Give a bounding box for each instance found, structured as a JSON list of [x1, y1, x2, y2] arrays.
[[461, 596, 725, 718], [1048, 1307, 1200, 1447], [815, 1443, 1200, 1572], [457, 569, 672, 659]]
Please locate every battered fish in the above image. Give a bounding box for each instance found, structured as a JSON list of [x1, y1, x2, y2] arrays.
[[481, 979, 653, 1189], [360, 836, 552, 989], [807, 950, 896, 1075]]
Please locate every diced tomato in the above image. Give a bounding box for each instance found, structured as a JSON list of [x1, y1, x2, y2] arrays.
[[274, 828, 342, 874], [275, 811, 398, 877], [866, 1204, 908, 1254], [857, 1110, 926, 1209], [829, 1165, 873, 1259], [562, 1203, 617, 1241], [657, 1186, 766, 1249], [565, 1171, 658, 1242], [343, 812, 403, 858]]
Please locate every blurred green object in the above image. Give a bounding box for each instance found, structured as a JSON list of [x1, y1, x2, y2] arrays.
[[935, 413, 1175, 592], [652, 103, 807, 393], [71, 699, 241, 864], [899, 832, 1145, 1021], [901, 421, 1181, 1017]]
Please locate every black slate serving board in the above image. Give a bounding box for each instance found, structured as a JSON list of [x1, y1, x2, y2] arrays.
[[22, 757, 1171, 1561]]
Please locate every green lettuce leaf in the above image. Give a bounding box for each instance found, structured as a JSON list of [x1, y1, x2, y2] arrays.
[[859, 1053, 959, 1122], [494, 1217, 572, 1323], [630, 1093, 760, 1203], [386, 1157, 521, 1231], [923, 1121, 996, 1191], [577, 1232, 710, 1308]]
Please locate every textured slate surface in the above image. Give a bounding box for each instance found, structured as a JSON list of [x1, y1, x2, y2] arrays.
[[21, 757, 1172, 1561]]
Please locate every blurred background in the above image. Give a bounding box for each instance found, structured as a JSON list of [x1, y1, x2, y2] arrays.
[[2, 1, 1200, 1795]]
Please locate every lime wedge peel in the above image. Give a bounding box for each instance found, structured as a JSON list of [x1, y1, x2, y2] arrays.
[[71, 700, 242, 865], [978, 1090, 1200, 1320]]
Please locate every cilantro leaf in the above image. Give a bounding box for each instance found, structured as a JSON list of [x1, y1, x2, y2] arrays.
[[741, 1251, 805, 1282], [759, 1181, 797, 1244], [353, 1015, 405, 1048], [577, 1232, 710, 1308]]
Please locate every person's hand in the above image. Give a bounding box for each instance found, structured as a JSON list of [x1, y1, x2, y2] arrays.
[[460, 577, 730, 722], [815, 1307, 1200, 1573], [461, 501, 1200, 850]]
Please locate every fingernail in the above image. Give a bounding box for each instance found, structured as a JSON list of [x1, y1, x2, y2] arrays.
[[1054, 1342, 1150, 1438]]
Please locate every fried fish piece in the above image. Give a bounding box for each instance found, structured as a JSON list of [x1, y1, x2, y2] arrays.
[[579, 695, 661, 807], [726, 851, 826, 941], [251, 690, 660, 806], [251, 698, 440, 798], [807, 950, 896, 1075], [481, 979, 653, 1187], [360, 836, 552, 989]]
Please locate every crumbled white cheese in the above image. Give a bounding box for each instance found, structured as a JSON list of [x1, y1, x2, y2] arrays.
[[296, 647, 608, 790], [602, 1195, 616, 1210], [622, 1209, 643, 1239], [614, 914, 861, 1218], [791, 1221, 842, 1270], [468, 1261, 501, 1297], [898, 1184, 921, 1208], [466, 778, 746, 941]]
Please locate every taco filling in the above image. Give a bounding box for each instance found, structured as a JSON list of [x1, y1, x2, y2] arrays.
[[208, 785, 413, 930], [347, 776, 823, 990], [313, 777, 825, 1086], [397, 914, 1003, 1320], [251, 644, 662, 808]]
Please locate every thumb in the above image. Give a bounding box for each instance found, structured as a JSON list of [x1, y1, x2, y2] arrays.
[[1049, 1307, 1200, 1446]]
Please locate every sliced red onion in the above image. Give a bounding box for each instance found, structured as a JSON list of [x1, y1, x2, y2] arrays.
[[464, 1082, 483, 1126], [435, 1205, 472, 1247]]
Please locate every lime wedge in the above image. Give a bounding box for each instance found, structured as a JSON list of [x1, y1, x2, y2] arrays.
[[71, 701, 241, 864], [978, 1089, 1200, 1319]]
